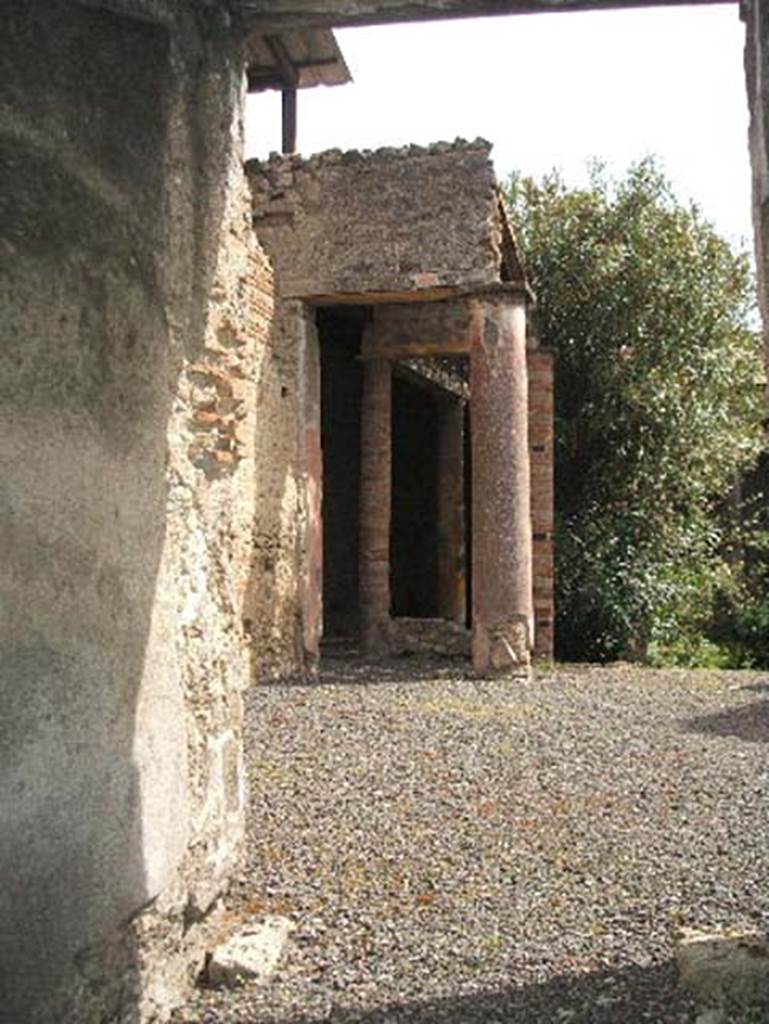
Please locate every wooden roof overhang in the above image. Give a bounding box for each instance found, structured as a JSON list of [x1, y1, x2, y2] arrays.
[[245, 28, 350, 92], [244, 27, 351, 153], [236, 0, 734, 32]]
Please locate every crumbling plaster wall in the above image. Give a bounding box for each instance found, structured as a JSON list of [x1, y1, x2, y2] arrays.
[[0, 2, 269, 1020]]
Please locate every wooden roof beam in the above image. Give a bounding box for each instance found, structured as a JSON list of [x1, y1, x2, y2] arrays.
[[264, 34, 300, 86], [240, 0, 733, 32]]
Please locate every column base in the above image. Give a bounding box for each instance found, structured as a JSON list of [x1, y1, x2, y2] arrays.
[[472, 615, 531, 679], [361, 617, 391, 659]]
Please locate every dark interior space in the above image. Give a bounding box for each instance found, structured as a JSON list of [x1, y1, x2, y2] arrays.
[[320, 314, 462, 637], [391, 373, 441, 617], [318, 306, 365, 639], [464, 401, 473, 628]]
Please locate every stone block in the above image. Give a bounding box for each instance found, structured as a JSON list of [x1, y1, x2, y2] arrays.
[[205, 916, 294, 988]]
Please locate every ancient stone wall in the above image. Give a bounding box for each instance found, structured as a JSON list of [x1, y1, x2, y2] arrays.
[[244, 299, 322, 678], [246, 140, 503, 300], [244, 144, 536, 671], [0, 3, 268, 1019]]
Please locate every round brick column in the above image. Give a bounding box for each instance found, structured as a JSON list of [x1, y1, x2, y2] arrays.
[[437, 396, 466, 624], [470, 284, 533, 677], [359, 356, 392, 655]]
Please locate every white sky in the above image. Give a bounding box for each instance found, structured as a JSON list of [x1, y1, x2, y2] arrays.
[[245, 3, 752, 250]]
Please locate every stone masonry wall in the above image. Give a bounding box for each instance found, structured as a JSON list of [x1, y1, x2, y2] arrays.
[[0, 3, 269, 1020], [244, 299, 322, 679], [246, 140, 503, 300]]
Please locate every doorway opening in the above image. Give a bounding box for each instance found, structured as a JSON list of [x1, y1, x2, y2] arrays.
[[318, 305, 471, 656], [318, 305, 365, 642]]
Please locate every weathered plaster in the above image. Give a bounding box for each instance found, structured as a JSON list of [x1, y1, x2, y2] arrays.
[[0, 2, 265, 1019]]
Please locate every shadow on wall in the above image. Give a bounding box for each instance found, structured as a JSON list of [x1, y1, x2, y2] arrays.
[[0, 2, 239, 1018], [0, 6, 170, 1020], [205, 960, 694, 1024]]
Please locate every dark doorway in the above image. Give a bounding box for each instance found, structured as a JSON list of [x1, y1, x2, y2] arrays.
[[318, 306, 365, 639], [319, 310, 468, 641], [463, 401, 473, 629]]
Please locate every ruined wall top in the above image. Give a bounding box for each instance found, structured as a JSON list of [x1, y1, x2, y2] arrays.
[[246, 138, 505, 301]]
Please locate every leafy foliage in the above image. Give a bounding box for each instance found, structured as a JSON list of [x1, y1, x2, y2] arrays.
[[506, 160, 765, 661]]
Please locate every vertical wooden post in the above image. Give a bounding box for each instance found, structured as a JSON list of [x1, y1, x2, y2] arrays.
[[436, 397, 466, 624], [470, 284, 533, 677], [359, 355, 392, 655], [282, 87, 297, 154]]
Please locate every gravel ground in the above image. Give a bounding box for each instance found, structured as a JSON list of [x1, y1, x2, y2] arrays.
[[176, 657, 769, 1024]]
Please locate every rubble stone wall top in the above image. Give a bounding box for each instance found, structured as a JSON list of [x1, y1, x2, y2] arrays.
[[247, 139, 503, 300]]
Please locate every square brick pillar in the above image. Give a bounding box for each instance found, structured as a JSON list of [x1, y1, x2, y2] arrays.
[[299, 306, 323, 673], [470, 283, 533, 678], [528, 349, 555, 660], [359, 353, 392, 655], [436, 396, 467, 624]]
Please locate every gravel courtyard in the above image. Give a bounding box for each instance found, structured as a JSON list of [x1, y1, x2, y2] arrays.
[[178, 658, 769, 1023]]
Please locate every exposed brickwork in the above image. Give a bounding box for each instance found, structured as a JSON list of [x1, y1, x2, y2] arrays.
[[436, 398, 466, 623], [244, 299, 318, 679], [359, 354, 393, 654], [528, 348, 555, 660]]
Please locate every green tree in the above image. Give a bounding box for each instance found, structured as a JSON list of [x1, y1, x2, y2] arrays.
[[506, 159, 765, 661]]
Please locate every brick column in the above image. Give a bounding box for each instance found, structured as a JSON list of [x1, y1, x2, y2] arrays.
[[299, 306, 323, 674], [470, 284, 533, 677], [528, 349, 555, 660], [359, 356, 392, 655], [436, 397, 466, 623]]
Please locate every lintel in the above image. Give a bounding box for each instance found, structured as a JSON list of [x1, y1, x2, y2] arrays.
[[359, 339, 469, 360]]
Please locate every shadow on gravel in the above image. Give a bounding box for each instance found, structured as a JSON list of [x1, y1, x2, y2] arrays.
[[205, 962, 693, 1024], [682, 696, 769, 744], [259, 655, 471, 690]]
